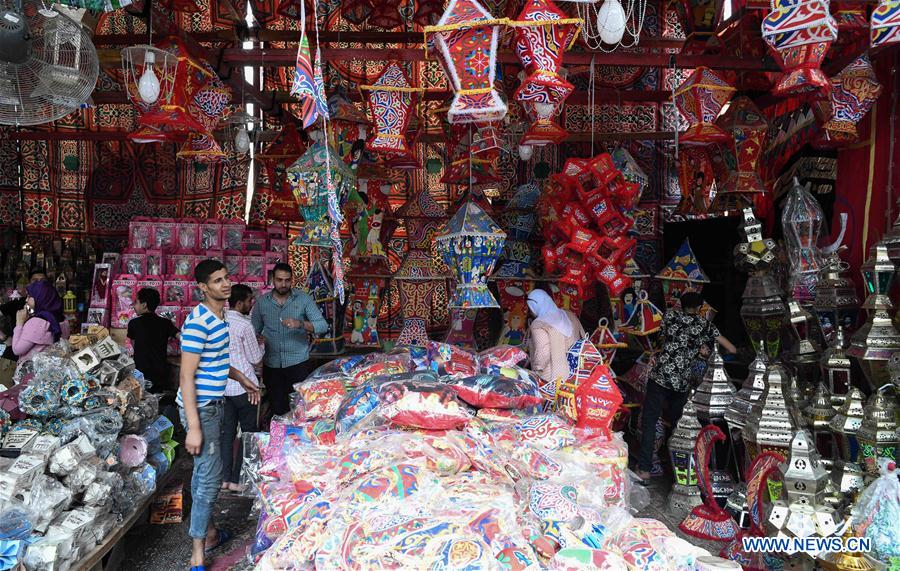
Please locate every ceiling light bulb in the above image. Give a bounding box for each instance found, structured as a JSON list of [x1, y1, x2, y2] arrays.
[[234, 126, 251, 154], [518, 144, 534, 161], [597, 0, 627, 45], [137, 51, 160, 105]]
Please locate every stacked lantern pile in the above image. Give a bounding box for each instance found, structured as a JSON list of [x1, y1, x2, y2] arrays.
[[538, 154, 641, 313]]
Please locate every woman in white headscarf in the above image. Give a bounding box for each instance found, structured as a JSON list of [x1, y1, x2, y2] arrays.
[[526, 289, 585, 385]]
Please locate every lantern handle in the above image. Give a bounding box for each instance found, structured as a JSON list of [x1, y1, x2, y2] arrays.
[[821, 212, 848, 255], [875, 383, 897, 395]]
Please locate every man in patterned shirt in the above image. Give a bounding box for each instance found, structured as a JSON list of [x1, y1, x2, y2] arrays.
[[636, 291, 736, 483]]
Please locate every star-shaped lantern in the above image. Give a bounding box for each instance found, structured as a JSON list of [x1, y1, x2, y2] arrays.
[[674, 66, 736, 145], [426, 0, 507, 125], [436, 202, 507, 308], [712, 96, 769, 213], [511, 0, 581, 147], [360, 62, 423, 164], [761, 0, 837, 98], [815, 55, 882, 147]]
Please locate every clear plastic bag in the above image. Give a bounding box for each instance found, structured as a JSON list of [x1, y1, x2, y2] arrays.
[[375, 379, 472, 430], [850, 459, 899, 563], [292, 378, 348, 420], [426, 341, 478, 379], [25, 475, 73, 532], [443, 374, 542, 410]]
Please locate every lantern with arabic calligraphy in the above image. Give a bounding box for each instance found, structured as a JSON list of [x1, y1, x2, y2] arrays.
[[360, 62, 422, 163], [871, 0, 900, 48], [511, 0, 581, 146], [436, 202, 506, 309], [815, 55, 882, 147], [425, 0, 507, 125], [712, 97, 769, 213], [673, 66, 736, 145], [287, 143, 356, 247], [178, 68, 231, 163], [761, 0, 836, 98]]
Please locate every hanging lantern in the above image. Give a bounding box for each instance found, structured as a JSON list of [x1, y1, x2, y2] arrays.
[[360, 62, 423, 162], [668, 398, 704, 520], [435, 202, 507, 309], [693, 345, 737, 425], [870, 0, 900, 48], [781, 178, 826, 302], [820, 328, 852, 406], [120, 45, 179, 113], [856, 387, 898, 477], [342, 0, 373, 25], [590, 317, 627, 363], [679, 424, 740, 542], [827, 387, 866, 492], [725, 353, 768, 432], [414, 0, 445, 27], [287, 143, 356, 247], [711, 97, 769, 214], [881, 213, 900, 263], [814, 252, 861, 341], [257, 123, 308, 222], [761, 0, 836, 98], [674, 0, 728, 51], [676, 146, 717, 216], [673, 66, 736, 145], [744, 363, 797, 462], [734, 207, 778, 274], [741, 273, 786, 361], [496, 183, 541, 278], [619, 290, 664, 354], [656, 238, 710, 309], [368, 1, 404, 28], [848, 241, 900, 391], [786, 299, 822, 368], [305, 258, 346, 355], [511, 0, 581, 144], [425, 0, 507, 125], [814, 55, 882, 147]]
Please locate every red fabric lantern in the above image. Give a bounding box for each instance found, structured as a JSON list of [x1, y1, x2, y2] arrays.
[[257, 123, 308, 222], [674, 66, 736, 145], [712, 96, 769, 213], [676, 146, 717, 216], [360, 62, 423, 163], [814, 54, 882, 147], [769, 42, 832, 98]]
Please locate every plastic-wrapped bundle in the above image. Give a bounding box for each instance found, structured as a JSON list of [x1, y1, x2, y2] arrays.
[[426, 341, 479, 379], [64, 455, 103, 493], [127, 463, 157, 497], [478, 345, 528, 370], [11, 418, 43, 433], [0, 502, 35, 540], [293, 378, 348, 420], [58, 408, 123, 459], [121, 395, 159, 434], [24, 475, 73, 533], [376, 379, 472, 430], [850, 459, 900, 563], [18, 382, 60, 417], [0, 409, 13, 436], [83, 471, 123, 508], [118, 434, 148, 467], [334, 384, 380, 436], [350, 357, 409, 387], [42, 417, 64, 436], [443, 374, 542, 409]]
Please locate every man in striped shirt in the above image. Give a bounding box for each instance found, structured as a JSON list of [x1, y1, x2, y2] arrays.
[[179, 259, 259, 571]]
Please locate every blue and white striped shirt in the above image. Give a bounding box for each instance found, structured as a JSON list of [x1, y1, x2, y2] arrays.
[[176, 303, 230, 407]]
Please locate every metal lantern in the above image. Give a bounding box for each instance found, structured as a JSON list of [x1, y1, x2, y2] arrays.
[[712, 97, 769, 214], [828, 387, 866, 493], [782, 178, 826, 302], [734, 208, 778, 274], [882, 213, 900, 263], [821, 327, 852, 402], [668, 398, 704, 520], [741, 273, 787, 361], [856, 387, 898, 477], [815, 55, 882, 147], [693, 345, 737, 425], [426, 0, 507, 125], [871, 0, 900, 48], [673, 66, 736, 145], [360, 62, 423, 163], [656, 238, 710, 310], [805, 383, 836, 457], [787, 300, 822, 363], [287, 143, 356, 247], [511, 0, 581, 146], [435, 202, 507, 309], [814, 252, 861, 341], [725, 353, 768, 432], [744, 363, 797, 462], [849, 241, 900, 391]]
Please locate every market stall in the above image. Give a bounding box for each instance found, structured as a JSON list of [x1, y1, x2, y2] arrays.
[[0, 0, 898, 568]]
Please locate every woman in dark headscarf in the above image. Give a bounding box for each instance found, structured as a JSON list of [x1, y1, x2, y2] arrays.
[[11, 280, 69, 361]]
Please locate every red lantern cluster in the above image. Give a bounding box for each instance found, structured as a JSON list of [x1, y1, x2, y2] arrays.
[[539, 153, 640, 312]]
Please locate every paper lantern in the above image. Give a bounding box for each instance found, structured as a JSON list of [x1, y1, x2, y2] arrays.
[[871, 0, 900, 48], [712, 97, 769, 213], [815, 55, 882, 147], [360, 62, 423, 161], [287, 143, 356, 247], [781, 178, 825, 301], [436, 202, 507, 308], [656, 238, 710, 309], [610, 147, 649, 198], [441, 125, 500, 185], [511, 0, 581, 143], [673, 66, 736, 145], [425, 0, 507, 124]]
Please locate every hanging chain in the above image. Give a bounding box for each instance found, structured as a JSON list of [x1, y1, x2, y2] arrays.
[[579, 0, 648, 53]]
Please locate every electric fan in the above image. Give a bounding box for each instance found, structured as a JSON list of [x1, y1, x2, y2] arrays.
[[0, 0, 98, 125]]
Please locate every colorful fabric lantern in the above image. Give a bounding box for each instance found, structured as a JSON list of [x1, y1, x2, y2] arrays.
[[305, 258, 346, 355], [414, 0, 444, 27], [815, 55, 882, 147], [368, 1, 404, 28], [257, 123, 307, 222], [871, 0, 900, 48], [619, 290, 664, 353], [713, 97, 769, 212], [673, 67, 736, 145], [679, 424, 740, 541], [557, 338, 604, 421], [436, 202, 507, 308], [590, 317, 627, 363], [348, 279, 382, 348], [762, 1, 836, 98], [287, 143, 356, 247], [444, 308, 479, 350], [441, 125, 501, 185], [676, 146, 717, 215], [511, 0, 581, 145], [496, 281, 533, 346], [497, 183, 541, 278], [177, 70, 230, 163], [425, 0, 507, 124], [655, 238, 710, 309], [610, 148, 649, 199], [360, 62, 423, 161]]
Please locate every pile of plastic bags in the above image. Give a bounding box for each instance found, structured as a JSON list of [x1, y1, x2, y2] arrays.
[[241, 343, 715, 569]]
